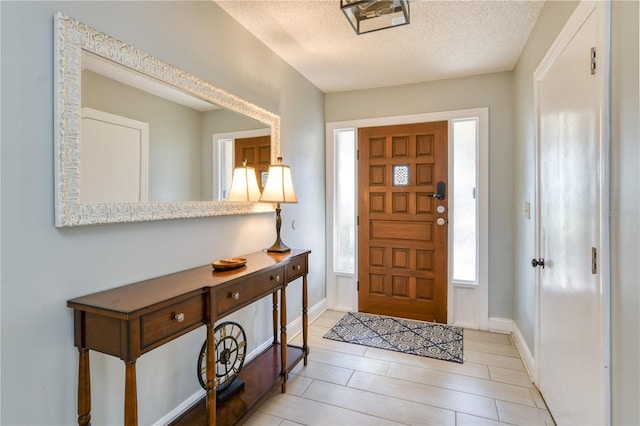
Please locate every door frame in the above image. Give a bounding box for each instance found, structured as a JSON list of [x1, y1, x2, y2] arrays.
[[326, 107, 489, 328], [533, 0, 611, 420], [212, 127, 270, 201]]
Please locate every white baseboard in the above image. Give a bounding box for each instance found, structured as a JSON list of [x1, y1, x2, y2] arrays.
[[331, 304, 354, 313], [488, 317, 535, 383], [488, 316, 514, 334], [286, 298, 327, 343], [511, 321, 536, 383], [153, 298, 327, 426], [153, 388, 205, 426]]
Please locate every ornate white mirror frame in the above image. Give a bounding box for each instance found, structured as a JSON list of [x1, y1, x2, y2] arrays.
[[54, 13, 278, 227]]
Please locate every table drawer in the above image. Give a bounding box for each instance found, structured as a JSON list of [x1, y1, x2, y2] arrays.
[[216, 267, 285, 316], [286, 256, 307, 282], [141, 294, 205, 350]]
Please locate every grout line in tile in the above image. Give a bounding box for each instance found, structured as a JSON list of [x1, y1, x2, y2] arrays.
[[385, 363, 537, 409], [306, 377, 460, 424], [298, 383, 419, 425]]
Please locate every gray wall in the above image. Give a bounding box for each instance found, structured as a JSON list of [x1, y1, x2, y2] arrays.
[[0, 1, 325, 425], [326, 72, 516, 319], [512, 1, 640, 424], [609, 1, 639, 423]]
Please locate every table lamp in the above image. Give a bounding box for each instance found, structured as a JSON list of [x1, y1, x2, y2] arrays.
[[227, 160, 261, 202], [259, 157, 298, 252]]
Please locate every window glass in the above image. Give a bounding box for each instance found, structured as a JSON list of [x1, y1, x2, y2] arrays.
[[335, 129, 356, 273], [452, 119, 478, 282], [393, 165, 410, 186], [218, 138, 233, 201]]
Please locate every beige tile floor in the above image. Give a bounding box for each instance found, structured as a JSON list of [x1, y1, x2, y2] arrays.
[[246, 310, 555, 426]]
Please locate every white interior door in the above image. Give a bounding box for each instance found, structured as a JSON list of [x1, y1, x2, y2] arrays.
[[535, 2, 609, 424], [80, 107, 149, 203]]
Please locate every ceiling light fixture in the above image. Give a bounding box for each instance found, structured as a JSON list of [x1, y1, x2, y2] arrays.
[[341, 0, 410, 35]]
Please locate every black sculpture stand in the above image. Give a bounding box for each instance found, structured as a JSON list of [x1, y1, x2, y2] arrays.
[[216, 379, 245, 405]]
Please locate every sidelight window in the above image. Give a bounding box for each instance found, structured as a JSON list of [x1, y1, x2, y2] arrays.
[[452, 118, 478, 283], [218, 138, 234, 201], [334, 129, 356, 274]]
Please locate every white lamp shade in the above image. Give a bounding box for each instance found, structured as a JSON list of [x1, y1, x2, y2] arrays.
[[227, 165, 261, 201], [259, 164, 298, 204]]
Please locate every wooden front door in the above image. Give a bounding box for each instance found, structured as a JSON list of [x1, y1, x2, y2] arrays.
[[358, 121, 448, 323], [235, 135, 271, 189]]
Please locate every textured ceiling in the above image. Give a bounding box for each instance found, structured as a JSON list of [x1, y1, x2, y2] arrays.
[[215, 0, 545, 93]]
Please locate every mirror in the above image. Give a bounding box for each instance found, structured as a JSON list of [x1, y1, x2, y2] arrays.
[[54, 13, 278, 226]]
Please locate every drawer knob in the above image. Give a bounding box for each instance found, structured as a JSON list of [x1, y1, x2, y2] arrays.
[[174, 313, 185, 323], [271, 275, 281, 282], [294, 265, 301, 271], [230, 292, 240, 300]]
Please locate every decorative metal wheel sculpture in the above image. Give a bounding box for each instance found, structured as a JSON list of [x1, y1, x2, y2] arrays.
[[197, 321, 247, 393]]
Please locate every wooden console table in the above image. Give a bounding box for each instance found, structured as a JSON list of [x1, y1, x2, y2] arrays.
[[67, 249, 310, 426]]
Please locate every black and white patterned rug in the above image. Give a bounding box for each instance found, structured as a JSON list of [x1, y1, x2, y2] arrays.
[[323, 312, 463, 363]]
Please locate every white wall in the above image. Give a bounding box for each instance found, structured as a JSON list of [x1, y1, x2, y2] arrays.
[[325, 72, 516, 319], [0, 1, 325, 425]]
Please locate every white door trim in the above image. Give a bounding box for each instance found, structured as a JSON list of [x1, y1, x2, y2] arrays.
[[325, 107, 489, 329], [533, 0, 611, 422]]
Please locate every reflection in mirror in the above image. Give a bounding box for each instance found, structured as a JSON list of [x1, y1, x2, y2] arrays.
[[216, 129, 271, 201], [81, 53, 270, 203], [54, 13, 279, 226], [80, 106, 150, 203]]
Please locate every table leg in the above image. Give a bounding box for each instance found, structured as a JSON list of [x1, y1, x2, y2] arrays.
[[77, 348, 91, 426], [280, 286, 287, 393], [272, 292, 278, 344], [205, 323, 216, 426], [124, 361, 138, 426], [302, 273, 309, 365]]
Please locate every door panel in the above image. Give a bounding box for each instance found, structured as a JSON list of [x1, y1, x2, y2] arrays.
[[537, 4, 606, 424], [358, 122, 448, 323]]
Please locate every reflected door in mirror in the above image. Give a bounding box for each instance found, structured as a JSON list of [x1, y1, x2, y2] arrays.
[[235, 135, 271, 189], [80, 108, 149, 203]]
